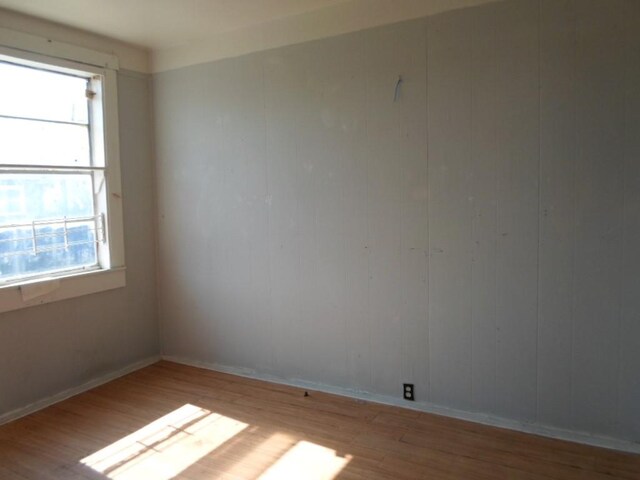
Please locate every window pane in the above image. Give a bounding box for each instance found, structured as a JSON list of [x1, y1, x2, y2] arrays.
[[0, 221, 97, 282], [0, 173, 94, 225], [0, 173, 97, 281], [0, 62, 88, 124], [0, 117, 90, 166]]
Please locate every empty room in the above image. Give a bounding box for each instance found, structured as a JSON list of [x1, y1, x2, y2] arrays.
[[0, 0, 638, 478]]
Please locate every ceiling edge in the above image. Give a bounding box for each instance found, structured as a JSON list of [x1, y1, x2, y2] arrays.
[[151, 0, 499, 73], [0, 7, 151, 73]]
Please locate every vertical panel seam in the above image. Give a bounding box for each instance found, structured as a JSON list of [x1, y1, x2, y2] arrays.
[[616, 0, 631, 435], [569, 0, 577, 432], [262, 56, 275, 371], [469, 11, 476, 410], [492, 6, 499, 416], [535, 0, 542, 425], [340, 51, 348, 388], [422, 19, 430, 402], [425, 18, 432, 403], [365, 35, 373, 390], [399, 36, 408, 385]]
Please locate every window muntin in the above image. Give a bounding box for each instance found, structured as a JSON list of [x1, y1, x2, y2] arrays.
[[0, 59, 109, 285]]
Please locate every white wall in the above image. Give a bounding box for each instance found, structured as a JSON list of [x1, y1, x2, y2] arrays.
[[0, 68, 158, 415], [155, 0, 640, 444]]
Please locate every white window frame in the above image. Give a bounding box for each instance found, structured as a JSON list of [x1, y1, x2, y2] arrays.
[[0, 28, 125, 314]]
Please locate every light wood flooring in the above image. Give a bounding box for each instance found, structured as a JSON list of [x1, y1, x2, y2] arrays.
[[0, 361, 638, 479]]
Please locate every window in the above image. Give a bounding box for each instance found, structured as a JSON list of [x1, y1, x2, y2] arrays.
[[0, 31, 125, 312]]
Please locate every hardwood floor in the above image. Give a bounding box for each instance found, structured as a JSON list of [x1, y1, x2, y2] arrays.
[[0, 361, 637, 479]]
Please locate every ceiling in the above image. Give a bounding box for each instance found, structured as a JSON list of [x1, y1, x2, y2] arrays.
[[0, 0, 499, 72], [0, 0, 350, 49]]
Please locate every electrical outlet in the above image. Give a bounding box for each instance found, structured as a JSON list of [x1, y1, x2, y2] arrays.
[[403, 383, 415, 401]]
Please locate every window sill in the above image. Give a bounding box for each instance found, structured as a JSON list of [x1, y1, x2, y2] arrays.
[[0, 267, 126, 314]]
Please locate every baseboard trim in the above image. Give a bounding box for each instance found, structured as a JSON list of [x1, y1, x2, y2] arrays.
[[162, 355, 640, 454], [0, 355, 161, 426]]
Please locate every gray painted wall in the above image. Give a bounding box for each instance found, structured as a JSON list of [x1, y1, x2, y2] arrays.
[[0, 71, 159, 415], [154, 0, 640, 442]]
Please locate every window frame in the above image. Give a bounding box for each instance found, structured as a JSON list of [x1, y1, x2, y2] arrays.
[[0, 28, 125, 313]]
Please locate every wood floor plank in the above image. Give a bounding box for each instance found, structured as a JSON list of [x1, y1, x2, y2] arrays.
[[0, 361, 637, 480]]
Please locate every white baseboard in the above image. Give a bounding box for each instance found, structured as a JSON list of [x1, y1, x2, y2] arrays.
[[0, 355, 161, 426], [162, 355, 640, 454]]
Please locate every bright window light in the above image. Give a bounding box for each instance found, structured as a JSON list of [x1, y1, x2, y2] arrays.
[[81, 404, 248, 480], [0, 58, 116, 284], [81, 404, 355, 480], [219, 432, 297, 478], [258, 440, 352, 480]]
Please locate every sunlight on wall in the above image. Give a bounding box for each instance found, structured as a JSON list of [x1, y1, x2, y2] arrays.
[[81, 403, 248, 480], [258, 440, 352, 480]]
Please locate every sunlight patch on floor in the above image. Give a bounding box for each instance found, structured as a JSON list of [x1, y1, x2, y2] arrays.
[[220, 431, 297, 479], [81, 403, 248, 480], [258, 440, 352, 480]]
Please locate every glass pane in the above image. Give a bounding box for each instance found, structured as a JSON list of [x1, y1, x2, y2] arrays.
[[0, 62, 89, 124], [0, 173, 97, 281], [0, 173, 94, 224], [0, 117, 90, 166], [0, 221, 97, 282]]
